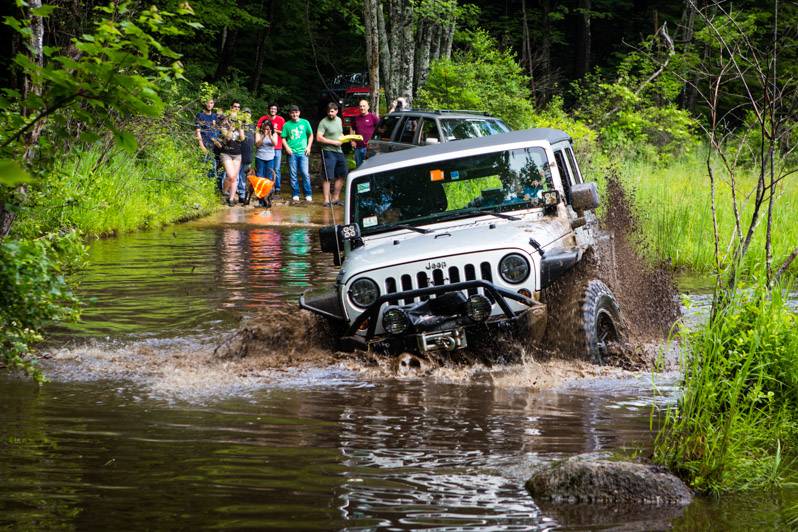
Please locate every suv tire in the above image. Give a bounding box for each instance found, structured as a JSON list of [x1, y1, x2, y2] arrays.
[[578, 280, 624, 363], [544, 275, 624, 364]]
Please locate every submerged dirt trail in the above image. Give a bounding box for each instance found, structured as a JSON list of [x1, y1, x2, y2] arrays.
[[41, 178, 683, 401]]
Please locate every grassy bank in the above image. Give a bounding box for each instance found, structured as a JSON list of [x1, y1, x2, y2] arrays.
[[654, 283, 798, 494], [610, 151, 798, 276], [12, 132, 219, 239]]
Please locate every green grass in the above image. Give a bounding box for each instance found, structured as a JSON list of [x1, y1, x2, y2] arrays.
[[13, 132, 219, 238], [595, 150, 798, 276], [653, 283, 798, 494]]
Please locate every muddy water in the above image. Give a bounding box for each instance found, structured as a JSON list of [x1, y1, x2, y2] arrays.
[[0, 204, 793, 530]]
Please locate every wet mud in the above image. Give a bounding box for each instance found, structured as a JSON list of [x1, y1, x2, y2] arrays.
[[600, 172, 682, 343]]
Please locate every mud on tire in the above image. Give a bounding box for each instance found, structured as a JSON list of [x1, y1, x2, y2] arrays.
[[544, 275, 625, 364]]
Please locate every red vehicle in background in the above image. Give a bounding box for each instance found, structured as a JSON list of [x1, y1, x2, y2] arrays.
[[341, 86, 371, 129]]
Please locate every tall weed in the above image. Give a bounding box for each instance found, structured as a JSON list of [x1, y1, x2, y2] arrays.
[[13, 132, 218, 238], [654, 283, 798, 494], [612, 151, 798, 277]]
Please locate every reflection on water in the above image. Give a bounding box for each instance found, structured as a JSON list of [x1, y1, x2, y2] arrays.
[[5, 206, 796, 529], [58, 206, 338, 339], [0, 377, 666, 530]]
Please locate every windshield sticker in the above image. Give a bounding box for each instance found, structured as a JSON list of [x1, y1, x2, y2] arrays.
[[362, 216, 378, 228], [357, 182, 371, 194], [450, 170, 460, 180], [430, 169, 444, 182]]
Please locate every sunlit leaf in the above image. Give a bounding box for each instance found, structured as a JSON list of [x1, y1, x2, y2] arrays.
[[0, 159, 32, 186]]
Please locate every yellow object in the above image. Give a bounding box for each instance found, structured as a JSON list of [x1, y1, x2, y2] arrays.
[[248, 175, 274, 199], [339, 134, 364, 143]]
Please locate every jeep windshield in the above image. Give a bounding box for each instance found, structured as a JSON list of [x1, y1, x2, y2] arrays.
[[351, 147, 551, 235]]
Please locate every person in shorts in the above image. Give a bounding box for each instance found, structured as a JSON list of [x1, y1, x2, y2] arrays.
[[316, 102, 347, 206]]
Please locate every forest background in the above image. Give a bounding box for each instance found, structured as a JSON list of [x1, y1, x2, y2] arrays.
[[1, 0, 797, 498]]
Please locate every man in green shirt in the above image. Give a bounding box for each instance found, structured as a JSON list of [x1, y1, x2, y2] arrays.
[[316, 102, 347, 207], [282, 105, 314, 202]]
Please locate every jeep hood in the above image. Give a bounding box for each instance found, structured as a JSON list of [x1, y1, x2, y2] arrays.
[[342, 222, 550, 281]]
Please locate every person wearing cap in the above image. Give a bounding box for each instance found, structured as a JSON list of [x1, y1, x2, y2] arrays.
[[281, 105, 314, 203], [316, 102, 347, 206]]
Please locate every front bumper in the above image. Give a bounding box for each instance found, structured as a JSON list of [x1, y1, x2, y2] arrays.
[[300, 279, 544, 346]]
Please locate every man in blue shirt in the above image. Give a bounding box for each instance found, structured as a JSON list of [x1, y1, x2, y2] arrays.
[[195, 98, 219, 179]]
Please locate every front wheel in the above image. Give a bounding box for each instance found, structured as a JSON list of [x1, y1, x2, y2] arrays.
[[578, 280, 624, 364]]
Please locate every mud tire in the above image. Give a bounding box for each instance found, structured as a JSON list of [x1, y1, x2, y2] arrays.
[[544, 276, 625, 364]]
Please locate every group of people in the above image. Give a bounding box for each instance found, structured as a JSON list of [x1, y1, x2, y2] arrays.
[[194, 97, 380, 208]]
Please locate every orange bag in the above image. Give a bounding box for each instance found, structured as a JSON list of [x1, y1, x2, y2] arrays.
[[247, 174, 274, 199]]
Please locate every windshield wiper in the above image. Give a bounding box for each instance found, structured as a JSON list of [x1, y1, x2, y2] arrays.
[[393, 224, 433, 234], [435, 207, 520, 222]]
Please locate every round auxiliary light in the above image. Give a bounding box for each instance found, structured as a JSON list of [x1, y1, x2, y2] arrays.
[[466, 294, 492, 322], [499, 253, 530, 284], [382, 307, 409, 335], [349, 278, 380, 308]]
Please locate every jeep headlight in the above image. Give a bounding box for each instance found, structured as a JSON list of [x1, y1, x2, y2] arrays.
[[499, 253, 530, 284], [348, 277, 380, 308]]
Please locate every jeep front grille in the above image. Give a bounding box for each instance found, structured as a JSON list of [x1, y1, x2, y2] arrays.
[[384, 262, 494, 305]]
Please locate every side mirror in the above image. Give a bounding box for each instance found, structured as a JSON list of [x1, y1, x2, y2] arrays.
[[570, 182, 599, 213]]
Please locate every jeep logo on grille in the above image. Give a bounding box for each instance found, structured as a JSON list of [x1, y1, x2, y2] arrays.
[[425, 261, 446, 270]]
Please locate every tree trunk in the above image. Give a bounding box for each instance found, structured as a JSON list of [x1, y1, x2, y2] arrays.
[[251, 0, 274, 93], [414, 19, 433, 94], [539, 0, 553, 103], [398, 0, 415, 101], [576, 0, 591, 77], [441, 21, 454, 59], [363, 0, 381, 112], [376, 0, 393, 103], [520, 0, 537, 103]]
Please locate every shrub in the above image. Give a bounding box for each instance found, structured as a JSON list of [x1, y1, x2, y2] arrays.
[[0, 232, 86, 382], [654, 283, 798, 494], [416, 31, 536, 130]]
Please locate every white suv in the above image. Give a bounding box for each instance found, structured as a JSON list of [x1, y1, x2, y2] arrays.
[[301, 128, 624, 362]]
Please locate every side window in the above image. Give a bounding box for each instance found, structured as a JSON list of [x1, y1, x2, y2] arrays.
[[418, 119, 440, 144], [398, 117, 419, 144], [553, 150, 573, 203], [373, 115, 399, 140], [565, 147, 583, 184]]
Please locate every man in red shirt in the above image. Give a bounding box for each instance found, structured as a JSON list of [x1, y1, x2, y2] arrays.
[[257, 104, 286, 193], [350, 99, 379, 167]]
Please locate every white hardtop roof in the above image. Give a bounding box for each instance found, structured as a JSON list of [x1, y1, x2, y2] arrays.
[[350, 128, 571, 182]]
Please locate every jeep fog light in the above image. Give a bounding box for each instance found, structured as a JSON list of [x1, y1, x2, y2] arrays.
[[499, 253, 530, 284], [349, 278, 380, 308], [382, 307, 409, 335], [466, 294, 492, 322]]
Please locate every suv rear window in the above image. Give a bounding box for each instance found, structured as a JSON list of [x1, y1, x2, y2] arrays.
[[440, 119, 510, 140]]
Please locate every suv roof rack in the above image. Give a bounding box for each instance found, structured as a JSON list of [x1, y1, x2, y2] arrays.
[[391, 109, 493, 116]]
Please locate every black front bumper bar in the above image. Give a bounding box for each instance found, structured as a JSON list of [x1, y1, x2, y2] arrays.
[[344, 280, 536, 340]]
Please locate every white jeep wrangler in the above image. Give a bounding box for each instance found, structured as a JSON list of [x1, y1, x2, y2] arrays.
[[300, 128, 624, 362]]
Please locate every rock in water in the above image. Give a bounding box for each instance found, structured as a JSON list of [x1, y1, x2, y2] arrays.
[[526, 455, 693, 506]]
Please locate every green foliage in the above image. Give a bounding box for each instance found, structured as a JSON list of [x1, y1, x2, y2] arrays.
[[528, 96, 597, 155], [0, 232, 86, 382], [12, 128, 219, 238], [654, 283, 798, 494], [613, 151, 798, 276], [1, 1, 193, 166], [416, 31, 535, 130], [572, 34, 699, 158]]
